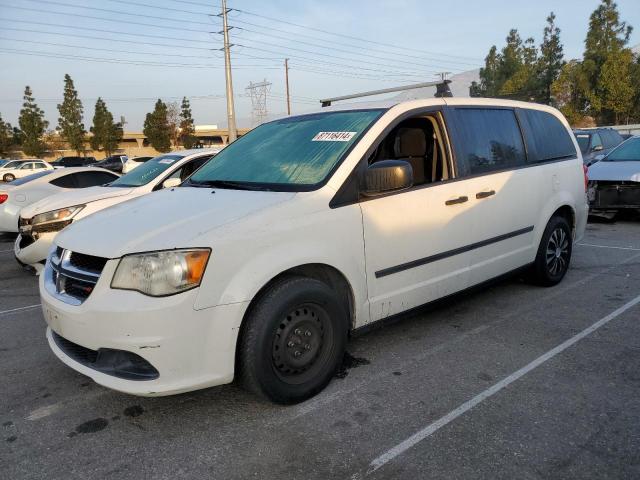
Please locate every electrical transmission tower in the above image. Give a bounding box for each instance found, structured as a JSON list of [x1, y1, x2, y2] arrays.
[[246, 79, 272, 126]]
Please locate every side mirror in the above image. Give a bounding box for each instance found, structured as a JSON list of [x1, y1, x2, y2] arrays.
[[592, 144, 604, 152], [162, 177, 182, 189], [362, 160, 413, 197]]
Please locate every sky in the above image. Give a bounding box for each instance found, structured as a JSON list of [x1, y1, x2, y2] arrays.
[[1, 0, 639, 130]]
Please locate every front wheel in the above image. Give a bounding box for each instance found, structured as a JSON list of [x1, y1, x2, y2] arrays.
[[529, 215, 572, 286], [3, 173, 15, 182], [237, 276, 348, 404]]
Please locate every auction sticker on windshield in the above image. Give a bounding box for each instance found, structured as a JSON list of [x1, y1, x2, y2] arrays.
[[312, 131, 356, 142]]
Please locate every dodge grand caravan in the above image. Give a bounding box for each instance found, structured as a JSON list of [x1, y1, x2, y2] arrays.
[[40, 96, 587, 404]]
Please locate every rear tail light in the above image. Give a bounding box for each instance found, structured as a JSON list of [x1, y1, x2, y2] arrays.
[[583, 165, 589, 191], [0, 194, 7, 204]]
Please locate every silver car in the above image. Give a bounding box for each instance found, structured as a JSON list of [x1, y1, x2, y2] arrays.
[[587, 136, 640, 218]]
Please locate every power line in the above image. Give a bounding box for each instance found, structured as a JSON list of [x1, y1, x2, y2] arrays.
[[3, 5, 213, 34], [0, 48, 281, 70], [20, 0, 214, 26]]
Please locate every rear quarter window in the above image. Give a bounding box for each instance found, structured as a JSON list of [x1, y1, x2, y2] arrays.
[[451, 108, 526, 175], [519, 109, 576, 163]]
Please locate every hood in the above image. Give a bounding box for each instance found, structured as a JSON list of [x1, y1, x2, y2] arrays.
[[588, 161, 640, 182], [55, 187, 297, 258], [20, 186, 135, 218]]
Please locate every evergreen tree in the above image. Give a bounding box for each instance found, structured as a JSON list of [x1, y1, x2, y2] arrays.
[[179, 97, 197, 149], [18, 86, 49, 157], [90, 98, 123, 157], [538, 12, 565, 104], [598, 48, 635, 123], [583, 0, 633, 122], [0, 114, 13, 157], [476, 46, 500, 97], [551, 60, 591, 126], [57, 74, 85, 156], [143, 99, 171, 153]]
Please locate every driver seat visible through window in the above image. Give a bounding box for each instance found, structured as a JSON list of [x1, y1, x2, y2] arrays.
[[369, 114, 449, 187]]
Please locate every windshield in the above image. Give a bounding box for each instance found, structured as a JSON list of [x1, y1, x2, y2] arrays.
[[9, 170, 53, 185], [605, 137, 640, 162], [575, 134, 590, 154], [109, 154, 183, 187], [188, 110, 384, 191]]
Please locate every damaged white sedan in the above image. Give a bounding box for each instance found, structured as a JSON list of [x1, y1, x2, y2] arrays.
[[588, 136, 640, 218]]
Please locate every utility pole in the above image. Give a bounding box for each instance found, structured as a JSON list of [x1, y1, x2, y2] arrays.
[[220, 0, 237, 142], [284, 58, 291, 116]]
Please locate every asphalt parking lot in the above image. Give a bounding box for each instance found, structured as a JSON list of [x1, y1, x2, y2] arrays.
[[2, 219, 640, 479]]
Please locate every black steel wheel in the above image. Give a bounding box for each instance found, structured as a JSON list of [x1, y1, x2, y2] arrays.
[[238, 276, 348, 404], [529, 215, 573, 286]]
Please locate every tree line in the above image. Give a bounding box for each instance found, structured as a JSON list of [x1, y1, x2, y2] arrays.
[[0, 74, 197, 158], [471, 0, 639, 126]]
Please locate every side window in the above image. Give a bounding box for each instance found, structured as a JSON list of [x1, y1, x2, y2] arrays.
[[34, 162, 46, 169], [73, 171, 118, 188], [49, 174, 78, 189], [366, 113, 450, 186], [519, 109, 577, 163], [591, 133, 603, 150], [451, 108, 526, 175], [171, 155, 213, 181], [21, 163, 34, 170]]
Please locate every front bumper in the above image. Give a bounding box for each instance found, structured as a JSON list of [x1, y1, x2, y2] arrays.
[[14, 232, 55, 270], [40, 261, 248, 396]]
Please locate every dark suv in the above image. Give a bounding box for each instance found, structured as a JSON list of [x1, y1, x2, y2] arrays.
[[573, 128, 624, 166], [92, 154, 128, 173], [52, 156, 97, 168]]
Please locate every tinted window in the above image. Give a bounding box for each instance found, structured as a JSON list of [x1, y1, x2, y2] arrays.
[[74, 171, 118, 187], [520, 109, 576, 162], [575, 134, 590, 154], [452, 108, 526, 175], [49, 174, 77, 188]]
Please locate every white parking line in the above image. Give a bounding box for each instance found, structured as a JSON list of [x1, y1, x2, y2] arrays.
[[578, 243, 640, 251], [0, 304, 41, 316], [367, 293, 640, 474]]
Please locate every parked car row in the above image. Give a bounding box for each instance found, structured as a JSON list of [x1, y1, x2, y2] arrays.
[[12, 96, 590, 404], [573, 127, 625, 166]]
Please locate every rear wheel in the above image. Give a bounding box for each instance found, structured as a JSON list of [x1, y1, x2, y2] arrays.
[[529, 215, 572, 286], [3, 173, 15, 182], [238, 276, 348, 404]]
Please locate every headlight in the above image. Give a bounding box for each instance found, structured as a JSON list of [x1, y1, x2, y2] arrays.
[[111, 249, 211, 297], [32, 205, 84, 226]]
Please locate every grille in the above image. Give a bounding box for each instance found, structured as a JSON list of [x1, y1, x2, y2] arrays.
[[69, 252, 109, 273], [48, 247, 108, 304]]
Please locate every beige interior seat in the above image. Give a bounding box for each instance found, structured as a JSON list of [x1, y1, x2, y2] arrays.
[[394, 128, 427, 185]]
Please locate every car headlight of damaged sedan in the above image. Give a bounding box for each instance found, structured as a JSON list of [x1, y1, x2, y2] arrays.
[[27, 205, 85, 234], [111, 249, 211, 297]]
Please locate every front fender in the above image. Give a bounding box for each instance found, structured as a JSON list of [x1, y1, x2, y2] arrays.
[[193, 203, 369, 326]]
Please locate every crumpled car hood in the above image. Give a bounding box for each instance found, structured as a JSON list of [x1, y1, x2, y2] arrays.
[[588, 161, 640, 182]]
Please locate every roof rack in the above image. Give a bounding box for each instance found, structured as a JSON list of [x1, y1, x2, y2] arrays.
[[320, 80, 452, 107]]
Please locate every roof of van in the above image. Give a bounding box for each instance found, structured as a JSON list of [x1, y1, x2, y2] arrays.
[[294, 96, 560, 114]]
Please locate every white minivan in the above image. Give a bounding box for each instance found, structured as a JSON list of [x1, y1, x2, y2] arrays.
[[40, 96, 588, 404]]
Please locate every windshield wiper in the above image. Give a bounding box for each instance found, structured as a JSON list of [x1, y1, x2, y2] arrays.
[[186, 179, 269, 191]]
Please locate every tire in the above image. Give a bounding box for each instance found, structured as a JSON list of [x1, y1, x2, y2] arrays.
[[3, 174, 15, 182], [529, 215, 572, 286], [238, 276, 348, 404]]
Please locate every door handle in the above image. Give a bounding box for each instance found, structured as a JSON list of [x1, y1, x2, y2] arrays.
[[445, 196, 468, 206], [475, 190, 496, 199]]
